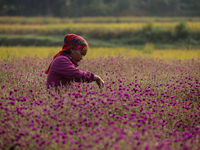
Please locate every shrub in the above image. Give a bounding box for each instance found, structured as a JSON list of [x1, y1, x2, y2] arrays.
[[142, 22, 154, 34], [143, 42, 154, 54], [175, 22, 191, 39]]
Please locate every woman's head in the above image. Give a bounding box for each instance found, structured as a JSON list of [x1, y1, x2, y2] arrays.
[[62, 34, 89, 62], [45, 34, 88, 74]]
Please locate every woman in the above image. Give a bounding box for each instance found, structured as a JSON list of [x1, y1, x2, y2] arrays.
[[45, 34, 104, 90]]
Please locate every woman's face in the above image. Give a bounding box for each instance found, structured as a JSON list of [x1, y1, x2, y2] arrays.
[[70, 49, 86, 62]]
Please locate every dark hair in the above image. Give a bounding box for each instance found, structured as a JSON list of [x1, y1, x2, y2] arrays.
[[62, 49, 71, 55]]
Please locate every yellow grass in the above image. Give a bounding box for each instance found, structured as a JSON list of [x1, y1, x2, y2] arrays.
[[0, 22, 200, 36], [0, 46, 199, 61], [1, 16, 200, 24], [1, 16, 200, 36], [0, 22, 200, 34]]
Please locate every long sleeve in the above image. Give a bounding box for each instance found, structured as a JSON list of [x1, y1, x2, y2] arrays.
[[50, 56, 95, 83]]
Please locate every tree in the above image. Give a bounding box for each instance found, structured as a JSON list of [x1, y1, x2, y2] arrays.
[[0, 0, 200, 17]]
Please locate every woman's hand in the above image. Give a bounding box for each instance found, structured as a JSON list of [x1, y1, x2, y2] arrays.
[[94, 75, 104, 89]]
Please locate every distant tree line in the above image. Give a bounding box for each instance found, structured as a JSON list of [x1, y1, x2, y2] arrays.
[[0, 0, 200, 17]]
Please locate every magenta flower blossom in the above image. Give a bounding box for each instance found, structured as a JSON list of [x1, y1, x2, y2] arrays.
[[69, 129, 73, 135], [0, 56, 200, 150]]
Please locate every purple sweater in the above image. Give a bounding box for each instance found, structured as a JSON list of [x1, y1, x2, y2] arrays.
[[46, 55, 95, 88]]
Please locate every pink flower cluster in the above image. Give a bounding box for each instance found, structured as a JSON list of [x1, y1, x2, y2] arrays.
[[0, 56, 200, 150]]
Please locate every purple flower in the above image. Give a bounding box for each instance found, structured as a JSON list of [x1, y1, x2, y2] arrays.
[[95, 120, 99, 125], [9, 91, 13, 95], [52, 134, 56, 138], [14, 88, 19, 92], [69, 129, 73, 135]]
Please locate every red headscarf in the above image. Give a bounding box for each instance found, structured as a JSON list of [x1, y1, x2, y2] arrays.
[[45, 34, 89, 74]]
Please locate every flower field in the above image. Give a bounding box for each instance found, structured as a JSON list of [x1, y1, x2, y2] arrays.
[[0, 50, 200, 149]]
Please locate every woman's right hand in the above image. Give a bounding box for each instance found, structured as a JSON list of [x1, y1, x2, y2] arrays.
[[94, 75, 104, 89]]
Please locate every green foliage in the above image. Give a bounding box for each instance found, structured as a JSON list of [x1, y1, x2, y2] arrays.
[[1, 33, 200, 49], [0, 35, 63, 46], [143, 43, 154, 54], [0, 0, 200, 17], [125, 35, 147, 45], [175, 22, 191, 39], [143, 22, 154, 33], [0, 18, 200, 48]]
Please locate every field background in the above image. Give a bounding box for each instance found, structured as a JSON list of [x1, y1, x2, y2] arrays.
[[1, 8, 200, 150], [1, 1, 200, 149], [1, 46, 200, 61], [1, 16, 200, 49], [0, 16, 200, 60]]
